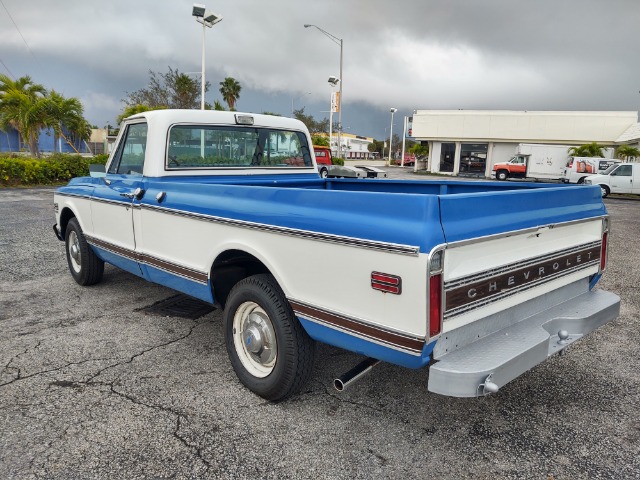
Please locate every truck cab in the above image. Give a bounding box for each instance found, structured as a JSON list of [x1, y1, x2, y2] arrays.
[[313, 145, 333, 178], [492, 155, 528, 180]]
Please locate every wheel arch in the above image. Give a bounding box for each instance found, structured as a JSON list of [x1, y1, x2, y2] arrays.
[[58, 206, 78, 239], [211, 248, 278, 309]]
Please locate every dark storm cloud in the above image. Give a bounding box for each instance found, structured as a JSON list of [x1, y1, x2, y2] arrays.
[[1, 0, 638, 138]]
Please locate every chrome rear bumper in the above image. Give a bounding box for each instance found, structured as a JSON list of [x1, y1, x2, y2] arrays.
[[427, 287, 620, 397]]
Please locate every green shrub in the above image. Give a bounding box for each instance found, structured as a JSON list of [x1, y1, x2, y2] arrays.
[[0, 154, 109, 187], [332, 157, 345, 166]]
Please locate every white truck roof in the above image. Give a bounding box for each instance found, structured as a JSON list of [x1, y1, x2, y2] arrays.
[[118, 109, 316, 178]]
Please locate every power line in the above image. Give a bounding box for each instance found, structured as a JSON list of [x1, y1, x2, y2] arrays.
[[0, 58, 15, 78], [0, 0, 34, 57]]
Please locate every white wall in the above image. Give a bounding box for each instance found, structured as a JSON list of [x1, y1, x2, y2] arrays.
[[412, 110, 637, 144], [491, 142, 519, 165]]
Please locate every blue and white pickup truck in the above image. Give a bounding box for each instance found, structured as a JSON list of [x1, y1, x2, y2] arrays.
[[53, 110, 620, 401]]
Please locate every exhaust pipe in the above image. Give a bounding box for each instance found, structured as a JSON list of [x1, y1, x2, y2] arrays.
[[334, 358, 381, 391]]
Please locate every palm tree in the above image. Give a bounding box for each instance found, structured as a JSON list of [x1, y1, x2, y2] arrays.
[[568, 142, 606, 158], [0, 74, 47, 155], [44, 90, 85, 152], [615, 145, 640, 160], [65, 115, 92, 151], [219, 77, 241, 111]]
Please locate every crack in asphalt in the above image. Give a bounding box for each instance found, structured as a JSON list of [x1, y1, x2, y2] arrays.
[[1, 319, 215, 471], [84, 320, 204, 383], [0, 340, 42, 385]]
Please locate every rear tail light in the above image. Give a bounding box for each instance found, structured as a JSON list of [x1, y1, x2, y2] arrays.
[[428, 250, 444, 338], [429, 274, 442, 336], [600, 231, 608, 272]]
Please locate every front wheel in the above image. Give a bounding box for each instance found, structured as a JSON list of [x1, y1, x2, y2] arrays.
[[320, 168, 328, 178], [224, 274, 315, 401], [65, 218, 104, 286], [599, 185, 610, 198], [496, 170, 509, 181]]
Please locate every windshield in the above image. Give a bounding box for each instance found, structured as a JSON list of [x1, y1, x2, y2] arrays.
[[602, 164, 619, 175]]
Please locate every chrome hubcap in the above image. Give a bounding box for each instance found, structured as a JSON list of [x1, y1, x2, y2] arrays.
[[233, 302, 277, 377], [68, 231, 81, 272]]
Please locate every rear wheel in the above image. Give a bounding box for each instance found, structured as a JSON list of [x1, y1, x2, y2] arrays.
[[320, 168, 328, 178], [496, 170, 509, 181], [599, 185, 610, 198], [65, 218, 104, 286], [224, 274, 315, 401], [577, 177, 587, 184]]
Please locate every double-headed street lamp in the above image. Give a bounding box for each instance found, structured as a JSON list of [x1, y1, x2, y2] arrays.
[[304, 24, 343, 158], [388, 108, 397, 165], [192, 4, 223, 110]]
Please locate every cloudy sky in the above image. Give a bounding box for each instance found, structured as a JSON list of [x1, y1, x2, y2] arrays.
[[1, 0, 639, 139]]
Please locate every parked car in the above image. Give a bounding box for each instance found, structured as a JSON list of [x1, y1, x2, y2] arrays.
[[584, 162, 640, 197]]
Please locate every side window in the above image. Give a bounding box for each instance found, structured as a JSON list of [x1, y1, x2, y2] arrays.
[[107, 123, 148, 175], [611, 165, 632, 176]]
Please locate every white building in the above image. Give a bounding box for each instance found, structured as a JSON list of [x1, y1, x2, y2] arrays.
[[410, 110, 640, 177]]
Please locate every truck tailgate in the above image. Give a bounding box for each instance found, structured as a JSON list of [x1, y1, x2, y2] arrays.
[[427, 184, 618, 396], [437, 184, 606, 243]]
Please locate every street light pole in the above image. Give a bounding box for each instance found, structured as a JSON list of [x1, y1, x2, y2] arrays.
[[388, 108, 397, 165], [327, 76, 339, 157], [304, 24, 343, 159], [192, 4, 223, 110], [200, 21, 206, 110]]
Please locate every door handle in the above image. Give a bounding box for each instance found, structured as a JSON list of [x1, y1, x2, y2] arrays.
[[120, 187, 145, 200]]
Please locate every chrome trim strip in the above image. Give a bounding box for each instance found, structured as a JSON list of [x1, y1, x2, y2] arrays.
[[445, 216, 607, 249], [56, 192, 130, 208], [289, 299, 425, 355], [86, 235, 209, 285], [56, 192, 419, 256], [141, 204, 420, 256]]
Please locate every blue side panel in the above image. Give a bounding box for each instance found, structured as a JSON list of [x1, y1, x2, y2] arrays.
[[91, 245, 144, 278], [144, 176, 447, 252], [142, 264, 214, 303], [298, 317, 436, 369], [438, 184, 607, 243]]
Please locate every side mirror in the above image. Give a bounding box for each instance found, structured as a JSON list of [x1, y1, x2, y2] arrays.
[[89, 164, 106, 178]]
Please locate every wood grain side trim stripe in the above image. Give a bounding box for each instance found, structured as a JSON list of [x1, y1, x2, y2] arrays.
[[289, 299, 425, 354], [86, 235, 209, 284]]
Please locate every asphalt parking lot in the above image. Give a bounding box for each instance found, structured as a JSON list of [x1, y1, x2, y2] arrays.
[[1, 172, 639, 479]]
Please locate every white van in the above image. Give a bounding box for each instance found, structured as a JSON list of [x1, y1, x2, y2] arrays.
[[561, 157, 620, 184], [584, 163, 640, 197]]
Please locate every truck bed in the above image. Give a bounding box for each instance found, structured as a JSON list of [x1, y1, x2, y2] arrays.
[[146, 175, 605, 251]]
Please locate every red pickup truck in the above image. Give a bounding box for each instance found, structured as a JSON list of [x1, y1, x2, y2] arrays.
[[313, 146, 333, 178], [313, 146, 387, 179]]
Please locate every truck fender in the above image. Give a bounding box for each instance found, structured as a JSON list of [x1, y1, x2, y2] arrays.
[[209, 242, 288, 309]]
